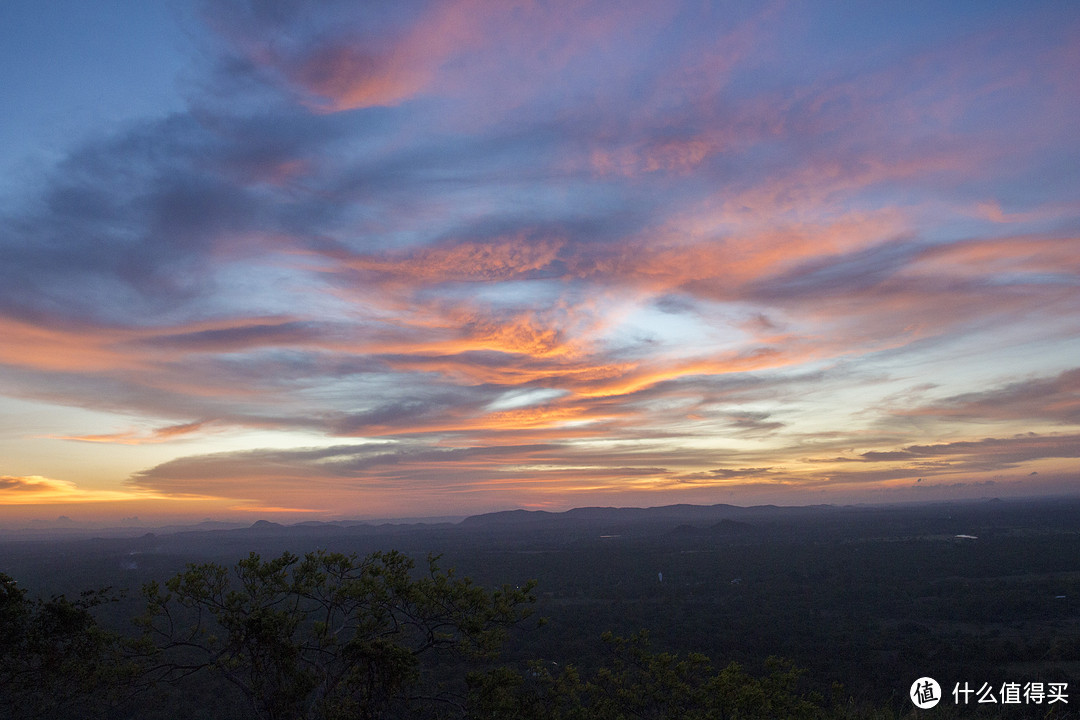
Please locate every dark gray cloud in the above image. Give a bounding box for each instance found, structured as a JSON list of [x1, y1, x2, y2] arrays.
[[846, 433, 1080, 472], [903, 367, 1080, 425], [0, 476, 48, 492], [1, 115, 251, 322], [141, 321, 325, 352], [747, 239, 924, 302]]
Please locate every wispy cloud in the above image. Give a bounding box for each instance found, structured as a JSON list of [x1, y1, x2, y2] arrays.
[[51, 420, 214, 445], [898, 368, 1080, 425], [1, 1, 1078, 518], [0, 475, 165, 505]]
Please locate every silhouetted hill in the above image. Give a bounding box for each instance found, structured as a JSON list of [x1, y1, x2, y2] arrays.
[[459, 509, 557, 525], [4, 497, 1073, 551], [460, 502, 829, 530], [249, 520, 284, 530]]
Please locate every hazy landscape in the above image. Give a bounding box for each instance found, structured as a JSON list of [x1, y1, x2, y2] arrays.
[[4, 496, 1080, 717]]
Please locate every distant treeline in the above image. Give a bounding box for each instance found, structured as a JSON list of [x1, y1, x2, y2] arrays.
[[4, 498, 1080, 718]]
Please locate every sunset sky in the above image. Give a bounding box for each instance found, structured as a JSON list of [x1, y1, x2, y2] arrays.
[[1, 0, 1079, 525]]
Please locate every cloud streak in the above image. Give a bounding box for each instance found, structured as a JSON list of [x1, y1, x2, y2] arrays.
[[0, 475, 164, 505], [1, 1, 1079, 519]]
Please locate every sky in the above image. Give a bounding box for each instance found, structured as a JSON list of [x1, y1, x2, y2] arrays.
[[1, 0, 1079, 526]]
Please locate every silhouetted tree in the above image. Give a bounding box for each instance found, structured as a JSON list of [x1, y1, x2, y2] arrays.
[[468, 631, 832, 720], [0, 573, 135, 719], [138, 550, 536, 720]]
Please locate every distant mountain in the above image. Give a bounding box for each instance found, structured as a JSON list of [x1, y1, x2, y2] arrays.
[[458, 509, 557, 525], [460, 502, 814, 528], [11, 499, 1028, 545]]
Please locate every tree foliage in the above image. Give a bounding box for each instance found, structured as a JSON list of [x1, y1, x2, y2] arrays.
[[0, 573, 134, 719], [0, 549, 894, 720], [468, 631, 831, 720], [137, 550, 537, 720]]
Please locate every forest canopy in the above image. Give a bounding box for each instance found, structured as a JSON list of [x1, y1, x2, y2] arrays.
[[0, 549, 841, 720]]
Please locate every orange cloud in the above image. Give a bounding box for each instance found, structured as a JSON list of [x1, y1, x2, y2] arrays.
[[51, 420, 212, 445], [290, 42, 433, 112], [339, 235, 563, 285], [913, 235, 1080, 276], [0, 314, 324, 376], [229, 504, 324, 514], [0, 317, 142, 373], [269, 0, 501, 112], [0, 475, 166, 505]]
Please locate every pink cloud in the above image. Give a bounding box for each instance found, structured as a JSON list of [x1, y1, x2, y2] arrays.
[[337, 234, 564, 285], [225, 0, 674, 116], [50, 420, 213, 445]]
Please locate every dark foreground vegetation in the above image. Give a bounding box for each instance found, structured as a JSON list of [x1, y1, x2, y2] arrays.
[[0, 551, 831, 720], [2, 497, 1080, 718]]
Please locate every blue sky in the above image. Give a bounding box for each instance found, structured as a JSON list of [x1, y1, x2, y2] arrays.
[[1, 1, 1078, 524]]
